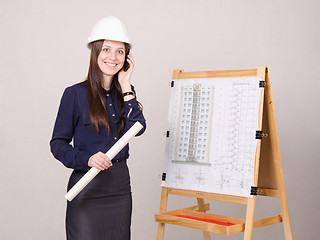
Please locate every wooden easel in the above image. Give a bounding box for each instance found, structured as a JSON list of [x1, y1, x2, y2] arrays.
[[155, 66, 293, 240]]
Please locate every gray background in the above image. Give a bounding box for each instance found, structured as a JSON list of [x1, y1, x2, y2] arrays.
[[0, 0, 319, 239]]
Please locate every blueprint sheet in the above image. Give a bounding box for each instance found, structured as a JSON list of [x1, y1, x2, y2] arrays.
[[162, 77, 263, 198]]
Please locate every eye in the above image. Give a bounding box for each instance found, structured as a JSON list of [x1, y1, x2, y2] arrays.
[[102, 47, 110, 52], [118, 49, 125, 54]]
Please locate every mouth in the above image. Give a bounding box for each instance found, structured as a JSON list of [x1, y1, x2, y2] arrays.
[[105, 62, 117, 67]]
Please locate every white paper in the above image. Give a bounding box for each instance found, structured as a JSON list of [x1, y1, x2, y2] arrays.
[[65, 121, 143, 201], [162, 77, 262, 197]]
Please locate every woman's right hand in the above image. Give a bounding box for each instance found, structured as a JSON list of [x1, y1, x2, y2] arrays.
[[88, 152, 112, 171]]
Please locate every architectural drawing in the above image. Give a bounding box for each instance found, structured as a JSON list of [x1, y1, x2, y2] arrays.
[[173, 83, 214, 166], [162, 77, 262, 198]]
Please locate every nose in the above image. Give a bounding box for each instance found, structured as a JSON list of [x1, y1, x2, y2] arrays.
[[109, 50, 116, 60]]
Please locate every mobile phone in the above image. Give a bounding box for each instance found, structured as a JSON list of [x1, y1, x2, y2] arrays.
[[123, 50, 130, 72]]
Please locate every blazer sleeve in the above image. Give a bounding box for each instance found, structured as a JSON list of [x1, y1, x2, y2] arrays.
[[50, 87, 91, 170], [123, 87, 146, 136]]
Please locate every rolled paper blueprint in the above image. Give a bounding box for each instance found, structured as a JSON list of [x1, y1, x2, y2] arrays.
[[65, 121, 143, 201]]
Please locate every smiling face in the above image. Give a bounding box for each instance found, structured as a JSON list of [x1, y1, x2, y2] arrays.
[[97, 40, 126, 81]]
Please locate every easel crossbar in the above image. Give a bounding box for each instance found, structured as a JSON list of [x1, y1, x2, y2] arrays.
[[182, 204, 211, 212], [173, 69, 258, 79], [167, 188, 248, 205]]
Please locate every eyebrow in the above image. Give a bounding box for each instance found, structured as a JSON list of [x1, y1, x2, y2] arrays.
[[102, 44, 125, 50]]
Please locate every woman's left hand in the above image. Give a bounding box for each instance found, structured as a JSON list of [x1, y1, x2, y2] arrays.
[[118, 52, 134, 91]]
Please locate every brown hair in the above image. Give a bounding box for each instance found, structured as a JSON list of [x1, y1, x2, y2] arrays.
[[86, 40, 131, 132]]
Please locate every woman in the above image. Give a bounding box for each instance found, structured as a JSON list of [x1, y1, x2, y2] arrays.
[[50, 16, 146, 240]]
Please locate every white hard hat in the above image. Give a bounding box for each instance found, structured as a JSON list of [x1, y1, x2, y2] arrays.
[[87, 16, 130, 48]]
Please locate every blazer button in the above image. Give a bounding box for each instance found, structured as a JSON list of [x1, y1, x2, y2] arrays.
[[114, 137, 117, 140], [116, 160, 119, 163]]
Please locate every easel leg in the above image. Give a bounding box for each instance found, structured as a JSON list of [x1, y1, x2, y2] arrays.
[[280, 191, 294, 240], [197, 198, 211, 240], [157, 223, 165, 240], [243, 197, 256, 240], [264, 67, 294, 239], [157, 187, 169, 240], [275, 168, 294, 239]]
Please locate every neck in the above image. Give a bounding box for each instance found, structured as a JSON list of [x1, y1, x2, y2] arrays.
[[102, 75, 113, 91]]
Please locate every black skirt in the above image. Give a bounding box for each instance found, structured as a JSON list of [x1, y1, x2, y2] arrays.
[[66, 160, 132, 240]]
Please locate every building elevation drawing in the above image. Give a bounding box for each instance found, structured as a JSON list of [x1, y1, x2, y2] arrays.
[[162, 77, 263, 198]]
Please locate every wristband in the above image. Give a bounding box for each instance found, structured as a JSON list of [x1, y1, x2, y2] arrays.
[[122, 92, 135, 97]]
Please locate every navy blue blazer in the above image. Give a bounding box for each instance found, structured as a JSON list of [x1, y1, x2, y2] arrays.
[[50, 81, 146, 171]]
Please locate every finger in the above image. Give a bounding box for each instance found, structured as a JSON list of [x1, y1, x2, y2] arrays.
[[127, 53, 134, 62], [91, 152, 102, 162], [96, 152, 110, 161], [96, 153, 109, 162], [107, 160, 113, 167], [99, 160, 111, 170], [128, 59, 134, 67], [95, 152, 109, 160], [104, 159, 113, 168], [100, 157, 112, 168], [97, 151, 107, 158], [97, 161, 107, 169], [101, 153, 111, 161], [97, 155, 112, 168], [94, 162, 104, 171], [127, 53, 134, 60], [89, 152, 109, 170], [126, 58, 134, 70], [91, 158, 106, 170], [94, 157, 106, 167], [127, 56, 134, 65], [101, 159, 112, 168], [126, 57, 133, 65]]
